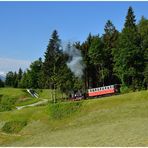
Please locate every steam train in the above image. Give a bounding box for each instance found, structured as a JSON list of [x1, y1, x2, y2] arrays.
[[70, 84, 120, 100]]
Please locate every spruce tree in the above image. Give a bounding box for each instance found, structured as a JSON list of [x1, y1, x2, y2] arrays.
[[113, 7, 144, 90], [13, 72, 18, 88], [102, 20, 119, 85], [81, 33, 95, 88], [88, 35, 105, 87], [43, 30, 61, 88], [5, 71, 14, 87], [17, 68, 23, 87], [138, 16, 148, 88]]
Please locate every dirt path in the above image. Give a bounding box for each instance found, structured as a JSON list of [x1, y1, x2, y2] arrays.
[[16, 99, 48, 110]]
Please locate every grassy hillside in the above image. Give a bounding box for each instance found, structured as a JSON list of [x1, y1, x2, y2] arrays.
[[0, 88, 39, 111], [0, 88, 58, 111], [0, 90, 148, 146]]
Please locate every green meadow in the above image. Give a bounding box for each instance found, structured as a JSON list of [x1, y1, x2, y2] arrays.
[[0, 88, 148, 146]]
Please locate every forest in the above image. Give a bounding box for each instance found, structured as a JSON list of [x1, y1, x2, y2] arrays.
[[1, 6, 148, 94]]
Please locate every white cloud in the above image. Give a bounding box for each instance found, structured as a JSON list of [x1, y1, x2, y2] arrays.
[[0, 58, 31, 75], [0, 71, 5, 76]]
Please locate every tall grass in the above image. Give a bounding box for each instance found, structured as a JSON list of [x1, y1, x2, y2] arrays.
[[2, 120, 27, 133], [48, 101, 83, 119], [0, 96, 17, 112]]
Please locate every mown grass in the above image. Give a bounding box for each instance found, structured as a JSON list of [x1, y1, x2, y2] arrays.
[[0, 90, 148, 146]]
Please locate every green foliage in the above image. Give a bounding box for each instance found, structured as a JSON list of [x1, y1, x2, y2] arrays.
[[17, 68, 23, 88], [43, 30, 62, 88], [21, 58, 43, 89], [0, 96, 17, 112], [113, 6, 145, 90], [0, 79, 4, 87], [120, 85, 133, 94], [5, 71, 14, 87], [102, 20, 120, 85], [19, 71, 30, 88], [138, 16, 148, 88], [124, 6, 136, 28], [48, 101, 83, 119], [5, 68, 23, 88], [3, 7, 147, 93], [80, 34, 94, 88], [2, 120, 27, 133]]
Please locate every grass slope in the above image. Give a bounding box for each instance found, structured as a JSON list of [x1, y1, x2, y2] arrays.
[[0, 90, 148, 146], [0, 88, 39, 107], [0, 88, 58, 109]]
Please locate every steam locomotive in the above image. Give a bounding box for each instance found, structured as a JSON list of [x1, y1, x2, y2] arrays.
[[70, 84, 120, 101]]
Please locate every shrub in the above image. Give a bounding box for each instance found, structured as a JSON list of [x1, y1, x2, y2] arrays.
[[49, 101, 83, 119], [1, 120, 27, 133], [120, 85, 133, 94], [0, 96, 17, 112]]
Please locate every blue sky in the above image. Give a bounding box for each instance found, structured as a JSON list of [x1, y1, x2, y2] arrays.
[[0, 1, 148, 75]]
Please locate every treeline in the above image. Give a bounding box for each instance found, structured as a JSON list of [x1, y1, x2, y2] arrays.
[[1, 7, 148, 92]]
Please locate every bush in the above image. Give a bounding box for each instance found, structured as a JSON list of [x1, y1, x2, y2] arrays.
[[120, 85, 133, 94], [0, 96, 17, 112], [2, 120, 27, 133], [0, 104, 12, 112], [49, 101, 83, 119]]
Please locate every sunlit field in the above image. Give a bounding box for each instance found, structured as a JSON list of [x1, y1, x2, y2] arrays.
[[0, 89, 148, 146]]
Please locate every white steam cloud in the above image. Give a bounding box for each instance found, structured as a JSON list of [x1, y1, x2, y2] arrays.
[[63, 43, 85, 78]]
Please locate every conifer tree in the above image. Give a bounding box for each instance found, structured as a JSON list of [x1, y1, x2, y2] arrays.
[[138, 16, 148, 88], [102, 20, 119, 85], [0, 79, 4, 87], [113, 7, 144, 90], [88, 35, 104, 87], [13, 72, 18, 88], [5, 71, 14, 87], [17, 68, 23, 87], [81, 33, 96, 88], [43, 30, 61, 88]]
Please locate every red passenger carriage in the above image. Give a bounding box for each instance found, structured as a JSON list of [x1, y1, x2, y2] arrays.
[[88, 84, 120, 97]]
